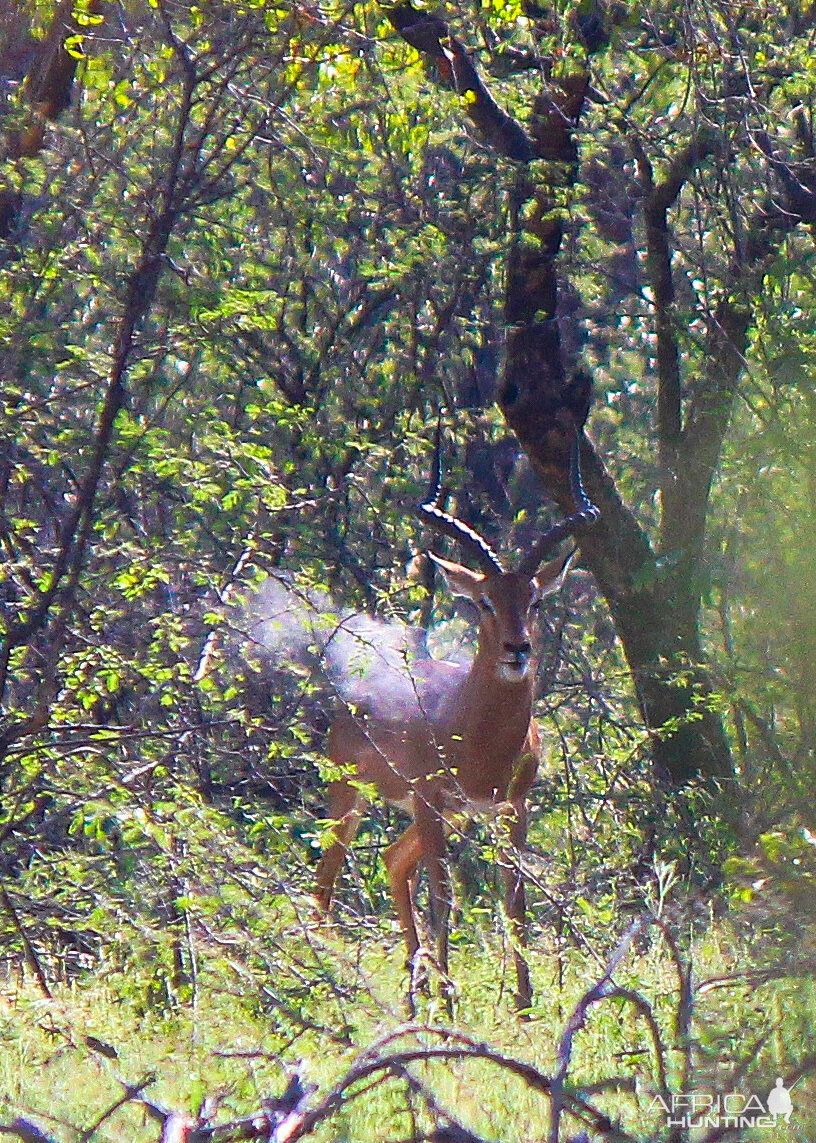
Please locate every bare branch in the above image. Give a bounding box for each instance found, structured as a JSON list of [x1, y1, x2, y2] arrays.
[[291, 1026, 636, 1142], [550, 917, 652, 1143]]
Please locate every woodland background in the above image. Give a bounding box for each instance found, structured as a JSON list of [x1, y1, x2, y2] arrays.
[[1, 1, 816, 1140]]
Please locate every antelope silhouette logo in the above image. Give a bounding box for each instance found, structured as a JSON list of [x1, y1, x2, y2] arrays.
[[767, 1078, 793, 1124]]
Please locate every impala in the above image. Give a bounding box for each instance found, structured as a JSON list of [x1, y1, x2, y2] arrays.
[[314, 431, 599, 1012]]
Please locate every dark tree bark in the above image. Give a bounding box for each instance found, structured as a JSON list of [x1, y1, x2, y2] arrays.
[[0, 1, 108, 238], [386, 2, 816, 791]]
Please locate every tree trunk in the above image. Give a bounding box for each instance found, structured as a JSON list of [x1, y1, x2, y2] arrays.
[[500, 276, 738, 787], [386, 1, 816, 791], [496, 112, 738, 787]]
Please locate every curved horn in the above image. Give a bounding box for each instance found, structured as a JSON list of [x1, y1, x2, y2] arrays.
[[517, 430, 600, 577], [417, 419, 505, 576]]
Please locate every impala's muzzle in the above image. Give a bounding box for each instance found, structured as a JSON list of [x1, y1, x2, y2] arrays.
[[499, 641, 532, 681]]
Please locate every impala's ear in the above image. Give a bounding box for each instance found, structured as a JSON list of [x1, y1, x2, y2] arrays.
[[535, 546, 579, 597], [427, 551, 486, 599]]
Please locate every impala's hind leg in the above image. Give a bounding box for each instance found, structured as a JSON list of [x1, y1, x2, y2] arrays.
[[314, 781, 363, 914]]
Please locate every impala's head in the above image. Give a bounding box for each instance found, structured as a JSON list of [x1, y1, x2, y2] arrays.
[[417, 427, 599, 684], [428, 550, 578, 682]]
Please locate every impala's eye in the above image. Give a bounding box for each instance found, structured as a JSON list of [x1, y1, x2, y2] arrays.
[[478, 596, 495, 615]]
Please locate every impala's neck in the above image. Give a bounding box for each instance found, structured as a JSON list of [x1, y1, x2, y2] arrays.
[[435, 651, 534, 800], [454, 645, 535, 756]]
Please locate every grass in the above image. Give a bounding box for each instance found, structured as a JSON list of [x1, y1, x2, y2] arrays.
[[1, 895, 814, 1143]]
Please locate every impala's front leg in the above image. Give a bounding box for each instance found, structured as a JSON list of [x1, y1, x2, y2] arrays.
[[314, 782, 363, 915], [415, 794, 453, 1016], [383, 822, 429, 1015], [382, 824, 423, 961], [500, 797, 532, 1013]]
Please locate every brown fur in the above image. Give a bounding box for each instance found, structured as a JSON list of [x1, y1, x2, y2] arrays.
[[315, 551, 575, 1013]]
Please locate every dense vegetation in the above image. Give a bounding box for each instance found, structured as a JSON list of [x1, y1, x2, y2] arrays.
[[1, 1, 816, 1139]]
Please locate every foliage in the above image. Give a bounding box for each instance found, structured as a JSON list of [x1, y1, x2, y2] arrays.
[[1, 0, 816, 1136]]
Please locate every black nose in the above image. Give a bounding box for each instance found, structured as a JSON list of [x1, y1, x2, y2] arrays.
[[504, 642, 531, 656]]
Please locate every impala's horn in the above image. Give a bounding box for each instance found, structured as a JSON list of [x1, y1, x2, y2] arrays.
[[417, 418, 505, 575], [517, 430, 600, 577]]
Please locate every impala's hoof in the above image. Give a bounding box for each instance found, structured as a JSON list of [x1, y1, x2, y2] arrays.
[[439, 976, 455, 1022], [405, 947, 432, 1016], [311, 894, 332, 925]]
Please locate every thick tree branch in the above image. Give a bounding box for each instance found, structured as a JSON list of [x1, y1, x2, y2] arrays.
[[668, 302, 750, 565], [631, 129, 719, 553], [381, 5, 816, 788], [385, 7, 725, 784], [387, 3, 536, 160], [663, 125, 816, 566], [0, 1, 107, 236]]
